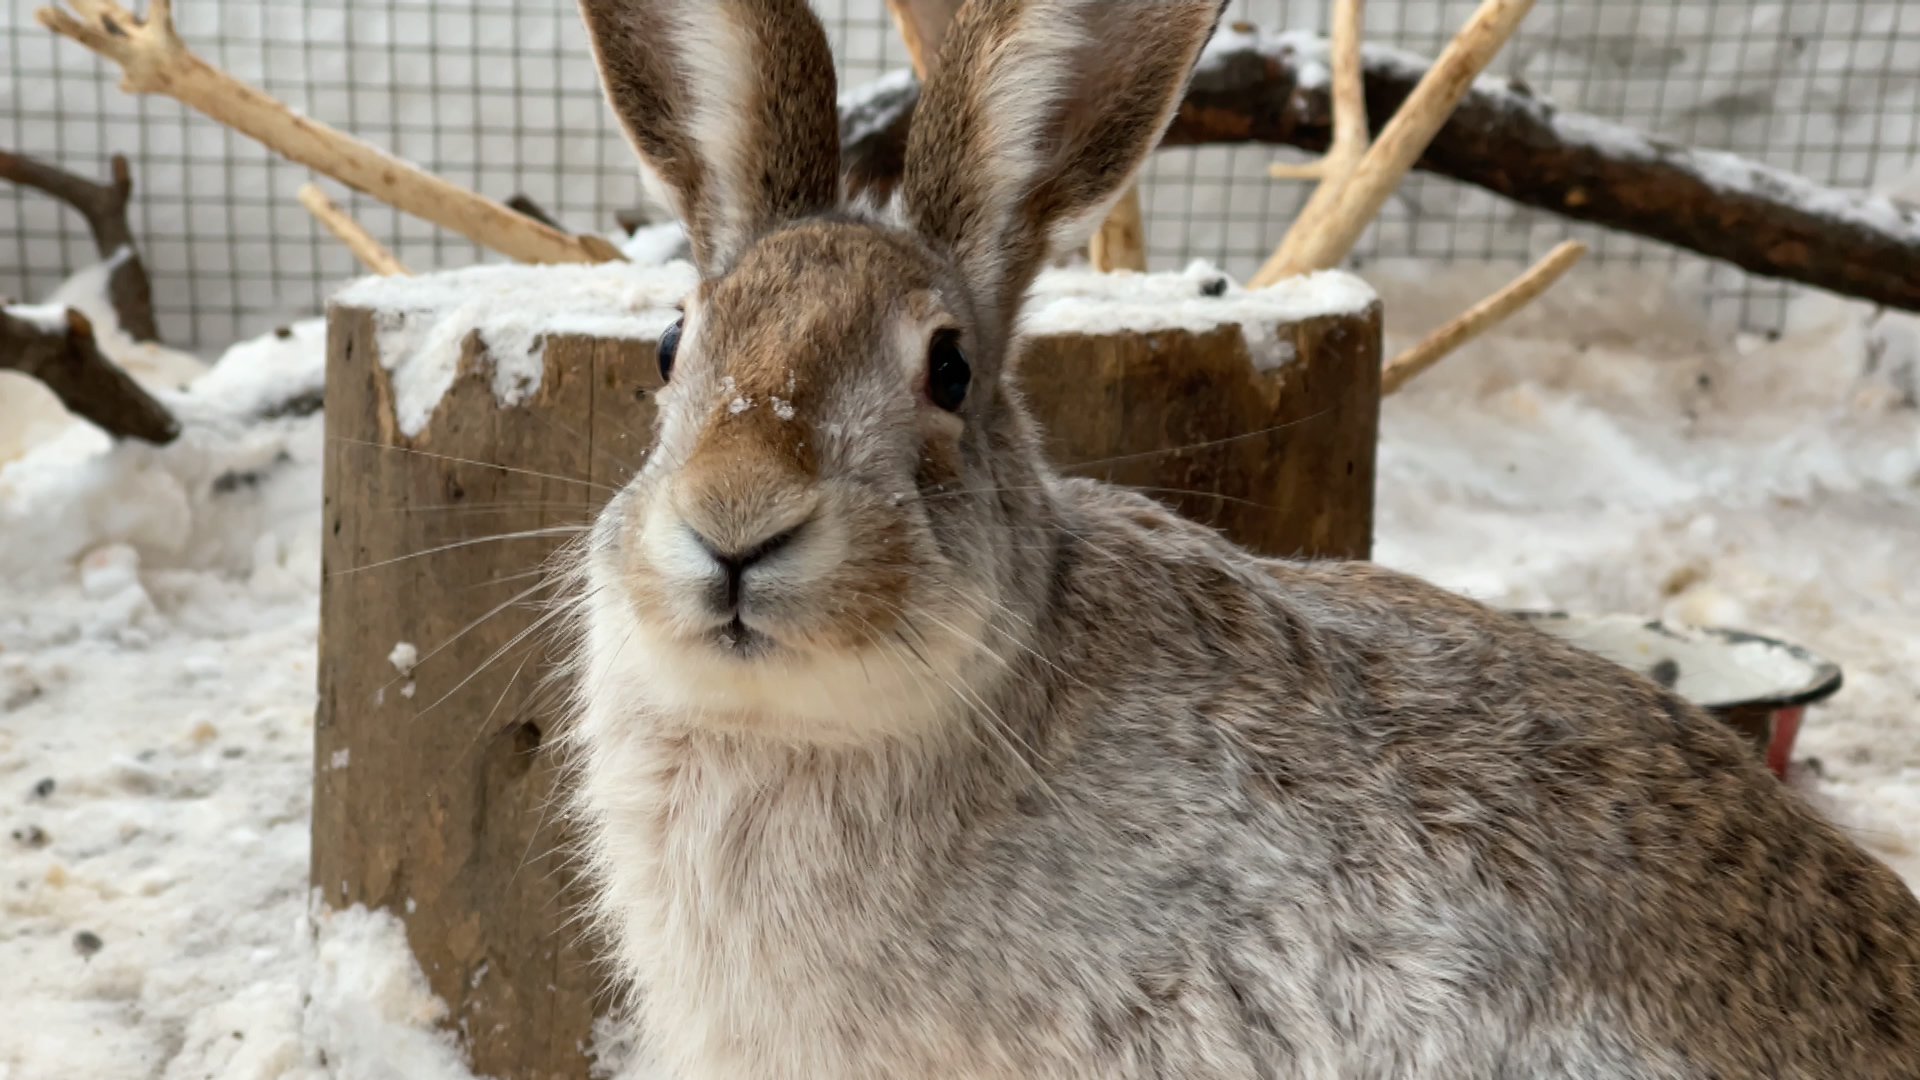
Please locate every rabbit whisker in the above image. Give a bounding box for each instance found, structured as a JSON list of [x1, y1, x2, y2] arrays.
[[375, 501, 599, 518], [375, 576, 559, 699], [921, 580, 1086, 691], [1057, 409, 1334, 470], [412, 599, 580, 725], [522, 408, 645, 483], [863, 615, 1061, 809], [329, 526, 589, 577], [330, 437, 620, 492], [924, 481, 1287, 517]]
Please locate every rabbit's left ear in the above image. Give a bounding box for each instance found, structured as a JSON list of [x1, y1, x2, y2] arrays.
[[901, 0, 1226, 335], [580, 0, 843, 277]]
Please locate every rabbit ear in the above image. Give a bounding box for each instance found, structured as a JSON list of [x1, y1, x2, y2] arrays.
[[900, 0, 1225, 331], [580, 0, 843, 276]]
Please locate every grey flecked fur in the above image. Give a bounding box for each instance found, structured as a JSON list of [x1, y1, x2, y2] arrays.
[[568, 3, 1920, 1078]]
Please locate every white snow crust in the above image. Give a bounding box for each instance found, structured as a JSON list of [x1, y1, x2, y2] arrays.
[[334, 263, 696, 437], [1022, 263, 1376, 369], [337, 260, 1376, 437]]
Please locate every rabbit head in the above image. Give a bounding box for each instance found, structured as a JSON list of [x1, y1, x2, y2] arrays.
[[577, 0, 1225, 744]]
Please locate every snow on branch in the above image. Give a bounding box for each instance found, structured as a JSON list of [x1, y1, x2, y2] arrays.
[[842, 28, 1920, 314], [1188, 27, 1920, 312]]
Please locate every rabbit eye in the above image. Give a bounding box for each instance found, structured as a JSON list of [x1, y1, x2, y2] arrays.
[[658, 318, 683, 383], [927, 330, 970, 413]]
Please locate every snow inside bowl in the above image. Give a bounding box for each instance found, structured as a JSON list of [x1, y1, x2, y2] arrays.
[[1515, 612, 1842, 778]]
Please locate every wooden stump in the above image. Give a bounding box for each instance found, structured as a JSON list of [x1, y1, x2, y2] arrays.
[[315, 269, 1380, 1077], [1027, 312, 1380, 560], [315, 320, 652, 1080]]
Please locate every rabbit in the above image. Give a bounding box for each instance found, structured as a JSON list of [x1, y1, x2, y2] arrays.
[[563, 1, 1920, 1078]]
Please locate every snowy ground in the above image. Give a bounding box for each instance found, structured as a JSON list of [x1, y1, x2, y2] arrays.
[[1, 259, 1917, 1079]]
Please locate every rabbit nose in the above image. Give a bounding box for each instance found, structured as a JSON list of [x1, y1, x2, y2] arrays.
[[687, 522, 804, 610]]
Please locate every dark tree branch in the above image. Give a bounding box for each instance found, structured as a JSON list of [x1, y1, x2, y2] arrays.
[[2, 306, 179, 443], [0, 150, 162, 342], [840, 32, 1920, 315]]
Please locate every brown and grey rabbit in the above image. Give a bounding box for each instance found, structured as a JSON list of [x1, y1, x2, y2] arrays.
[[564, 1, 1920, 1077]]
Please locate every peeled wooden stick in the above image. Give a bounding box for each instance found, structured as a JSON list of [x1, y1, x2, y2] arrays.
[[37, 0, 611, 266], [1382, 241, 1586, 394], [1090, 187, 1149, 272], [299, 183, 409, 277], [1266, 0, 1368, 183], [1253, 0, 1535, 287]]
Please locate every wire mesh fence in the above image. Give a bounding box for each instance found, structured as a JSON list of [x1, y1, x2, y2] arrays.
[[3, 0, 1917, 348]]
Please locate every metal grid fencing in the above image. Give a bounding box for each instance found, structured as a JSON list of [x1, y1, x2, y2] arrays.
[[3, 0, 1917, 349]]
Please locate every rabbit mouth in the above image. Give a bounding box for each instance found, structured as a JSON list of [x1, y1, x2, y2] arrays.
[[710, 615, 776, 659]]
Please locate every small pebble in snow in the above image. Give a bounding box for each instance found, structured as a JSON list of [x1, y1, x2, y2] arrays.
[[11, 824, 47, 848], [73, 930, 103, 958], [30, 778, 54, 799], [1201, 278, 1229, 298], [1649, 659, 1681, 688], [387, 641, 418, 676], [274, 325, 293, 339]]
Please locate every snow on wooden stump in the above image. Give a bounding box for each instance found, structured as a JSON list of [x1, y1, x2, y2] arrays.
[[314, 262, 1380, 1076]]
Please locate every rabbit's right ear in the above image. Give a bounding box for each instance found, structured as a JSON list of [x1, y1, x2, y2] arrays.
[[579, 0, 843, 277], [900, 0, 1225, 337]]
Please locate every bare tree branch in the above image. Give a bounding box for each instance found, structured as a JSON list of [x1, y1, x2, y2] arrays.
[[2, 305, 179, 443], [841, 34, 1920, 314]]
